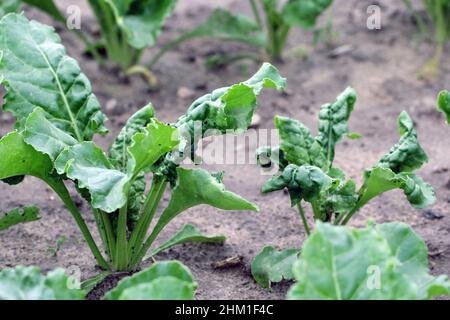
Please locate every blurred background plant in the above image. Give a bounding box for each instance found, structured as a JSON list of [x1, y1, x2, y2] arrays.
[[150, 0, 334, 68], [402, 0, 450, 80]]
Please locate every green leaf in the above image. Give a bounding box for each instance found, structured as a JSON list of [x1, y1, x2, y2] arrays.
[[0, 131, 57, 185], [0, 14, 107, 142], [118, 277, 195, 300], [0, 266, 85, 300], [104, 261, 196, 300], [357, 167, 436, 210], [23, 107, 78, 161], [287, 222, 450, 300], [251, 246, 299, 289], [376, 223, 450, 299], [148, 167, 257, 245], [53, 118, 178, 213], [274, 116, 327, 169], [80, 271, 112, 293], [54, 142, 130, 213], [437, 90, 450, 124], [150, 224, 226, 257], [320, 179, 358, 217], [109, 104, 155, 171], [262, 164, 335, 205], [184, 8, 266, 48], [0, 0, 20, 17], [378, 111, 428, 173], [0, 206, 40, 231], [127, 119, 179, 178], [109, 104, 154, 229], [282, 0, 333, 29], [316, 87, 357, 165], [174, 63, 285, 160], [106, 0, 177, 49]]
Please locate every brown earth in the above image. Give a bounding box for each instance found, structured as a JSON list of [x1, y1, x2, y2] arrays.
[[1, 0, 450, 300]]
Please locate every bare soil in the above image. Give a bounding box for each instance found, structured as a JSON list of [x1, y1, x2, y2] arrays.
[[1, 0, 450, 300]]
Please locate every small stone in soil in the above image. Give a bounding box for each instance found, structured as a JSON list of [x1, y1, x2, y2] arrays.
[[212, 256, 244, 269], [446, 180, 450, 190], [422, 209, 444, 220], [177, 87, 196, 100]]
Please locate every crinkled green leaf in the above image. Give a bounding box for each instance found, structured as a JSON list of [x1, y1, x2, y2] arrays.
[[109, 104, 154, 229], [378, 111, 428, 173], [437, 90, 450, 124], [0, 14, 107, 142], [282, 0, 333, 29], [105, 0, 177, 49], [174, 63, 285, 160], [184, 8, 265, 48], [104, 261, 196, 300], [357, 167, 436, 210], [127, 119, 179, 178], [262, 164, 335, 205], [316, 87, 357, 165], [256, 146, 288, 171], [150, 224, 226, 257], [0, 206, 40, 231], [275, 116, 327, 169], [0, 0, 20, 17], [109, 104, 155, 171], [320, 179, 358, 218], [54, 142, 129, 213], [148, 167, 258, 243], [288, 222, 450, 300], [23, 107, 78, 161], [0, 266, 85, 300], [251, 246, 299, 289]]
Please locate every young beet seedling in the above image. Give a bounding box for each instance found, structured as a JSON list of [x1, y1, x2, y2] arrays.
[[4, 0, 183, 82], [251, 87, 436, 288], [153, 0, 334, 67], [0, 14, 286, 272]]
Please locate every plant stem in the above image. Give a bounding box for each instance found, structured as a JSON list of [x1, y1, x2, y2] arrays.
[[114, 204, 128, 271], [128, 177, 168, 261], [402, 0, 431, 39], [147, 33, 194, 69], [126, 65, 158, 87], [49, 180, 109, 269], [92, 207, 109, 257], [100, 210, 116, 263], [249, 0, 263, 29], [296, 203, 310, 236], [340, 208, 357, 225]]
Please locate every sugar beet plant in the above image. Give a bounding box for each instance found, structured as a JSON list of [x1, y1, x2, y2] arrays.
[[251, 87, 436, 288], [288, 221, 450, 299], [0, 13, 286, 272], [2, 0, 179, 74], [0, 261, 198, 300], [403, 0, 450, 79], [152, 0, 333, 67]]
